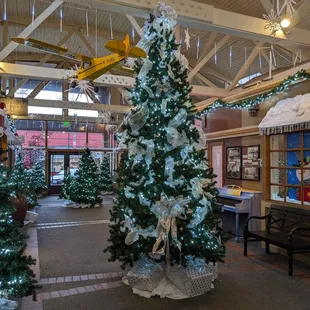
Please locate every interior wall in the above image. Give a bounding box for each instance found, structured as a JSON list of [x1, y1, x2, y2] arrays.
[[205, 108, 242, 133]]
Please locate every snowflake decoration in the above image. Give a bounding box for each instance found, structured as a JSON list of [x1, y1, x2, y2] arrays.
[[280, 0, 296, 19], [184, 28, 190, 50], [263, 9, 282, 36], [125, 57, 135, 69], [96, 110, 112, 125], [65, 80, 96, 102]]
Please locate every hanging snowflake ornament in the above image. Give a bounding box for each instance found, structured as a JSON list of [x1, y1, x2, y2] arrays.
[[65, 78, 96, 102], [125, 57, 135, 69], [263, 9, 282, 36], [97, 110, 112, 125], [184, 28, 190, 50], [280, 0, 296, 19]]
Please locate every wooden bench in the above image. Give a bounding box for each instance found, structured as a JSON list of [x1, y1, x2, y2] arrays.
[[243, 205, 310, 276]]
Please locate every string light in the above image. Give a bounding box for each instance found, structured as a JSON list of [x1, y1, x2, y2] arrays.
[[132, 26, 135, 42], [60, 5, 63, 33], [214, 42, 217, 64], [86, 10, 89, 37], [109, 14, 114, 39], [32, 0, 35, 26], [229, 46, 232, 67], [196, 36, 200, 60], [3, 0, 7, 21]]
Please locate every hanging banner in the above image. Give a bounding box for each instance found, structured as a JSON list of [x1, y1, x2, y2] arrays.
[[4, 98, 28, 116]]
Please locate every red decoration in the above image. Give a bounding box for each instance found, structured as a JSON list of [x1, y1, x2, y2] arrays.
[[297, 188, 310, 203], [0, 102, 6, 110]]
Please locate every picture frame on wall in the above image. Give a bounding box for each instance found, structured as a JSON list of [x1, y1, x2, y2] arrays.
[[242, 145, 260, 181], [226, 147, 242, 179]]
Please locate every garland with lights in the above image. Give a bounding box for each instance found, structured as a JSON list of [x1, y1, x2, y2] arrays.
[[198, 70, 310, 116]]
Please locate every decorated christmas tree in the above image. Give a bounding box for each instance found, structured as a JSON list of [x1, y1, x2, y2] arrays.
[[99, 155, 113, 191], [0, 149, 37, 299], [59, 169, 74, 201], [9, 154, 37, 209], [70, 149, 102, 207], [105, 4, 225, 298], [29, 162, 47, 196]]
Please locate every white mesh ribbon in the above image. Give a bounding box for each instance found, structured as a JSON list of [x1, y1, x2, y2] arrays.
[[151, 194, 189, 263]]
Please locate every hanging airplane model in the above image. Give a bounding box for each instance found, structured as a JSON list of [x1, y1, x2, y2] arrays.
[[11, 34, 146, 93]]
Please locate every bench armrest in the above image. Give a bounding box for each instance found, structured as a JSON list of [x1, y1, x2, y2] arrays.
[[244, 214, 270, 229], [288, 227, 310, 241]]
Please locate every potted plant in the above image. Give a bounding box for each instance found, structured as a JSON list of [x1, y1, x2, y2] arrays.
[[8, 154, 32, 225]]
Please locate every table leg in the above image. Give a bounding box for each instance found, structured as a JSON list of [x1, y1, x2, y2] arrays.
[[235, 213, 239, 242]]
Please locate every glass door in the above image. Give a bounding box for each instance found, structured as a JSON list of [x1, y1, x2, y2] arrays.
[[50, 154, 65, 186], [48, 151, 82, 194]]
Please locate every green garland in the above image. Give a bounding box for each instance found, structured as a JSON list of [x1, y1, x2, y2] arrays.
[[198, 70, 310, 116]]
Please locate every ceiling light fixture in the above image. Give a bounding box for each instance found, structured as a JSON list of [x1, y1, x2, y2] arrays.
[[280, 17, 291, 28]]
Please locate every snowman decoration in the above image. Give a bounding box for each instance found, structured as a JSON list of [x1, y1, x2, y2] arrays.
[[296, 158, 310, 203]]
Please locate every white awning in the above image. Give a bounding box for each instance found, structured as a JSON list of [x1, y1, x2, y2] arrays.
[[258, 93, 310, 135]]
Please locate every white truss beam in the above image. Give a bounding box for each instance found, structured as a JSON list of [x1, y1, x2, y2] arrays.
[[8, 31, 74, 96], [0, 62, 226, 97], [230, 41, 265, 89], [5, 16, 125, 41], [27, 62, 66, 99], [27, 98, 131, 114], [195, 72, 218, 88], [126, 15, 143, 37], [64, 0, 310, 48], [0, 0, 63, 61], [188, 35, 230, 80]]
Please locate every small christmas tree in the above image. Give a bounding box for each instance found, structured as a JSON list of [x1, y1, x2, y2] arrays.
[[0, 149, 37, 298], [70, 149, 102, 207], [59, 170, 73, 201], [29, 162, 47, 196], [8, 154, 37, 209], [99, 155, 112, 191]]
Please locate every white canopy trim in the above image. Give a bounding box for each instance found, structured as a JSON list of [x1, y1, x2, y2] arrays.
[[258, 93, 310, 135]]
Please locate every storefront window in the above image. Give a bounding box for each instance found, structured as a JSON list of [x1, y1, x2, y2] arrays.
[[16, 120, 46, 148], [47, 121, 86, 149], [270, 131, 310, 205]]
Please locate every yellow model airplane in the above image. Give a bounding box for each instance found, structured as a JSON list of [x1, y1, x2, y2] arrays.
[[12, 34, 146, 92]]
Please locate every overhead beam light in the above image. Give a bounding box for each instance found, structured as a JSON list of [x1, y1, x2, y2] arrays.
[[280, 18, 291, 29]]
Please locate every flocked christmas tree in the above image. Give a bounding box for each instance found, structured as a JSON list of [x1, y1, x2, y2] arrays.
[[0, 149, 37, 299], [28, 162, 47, 196], [105, 3, 225, 276], [59, 169, 73, 201], [70, 149, 102, 207], [9, 154, 37, 209], [99, 155, 113, 191]]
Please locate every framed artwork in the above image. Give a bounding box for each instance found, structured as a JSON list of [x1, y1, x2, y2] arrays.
[[242, 145, 260, 181], [226, 147, 241, 179]]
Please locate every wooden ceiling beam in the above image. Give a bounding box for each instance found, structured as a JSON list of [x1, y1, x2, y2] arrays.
[[0, 0, 63, 61], [7, 30, 74, 97], [64, 0, 310, 48], [230, 41, 265, 89], [188, 35, 230, 80]]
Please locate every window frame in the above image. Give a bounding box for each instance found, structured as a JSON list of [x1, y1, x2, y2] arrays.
[[269, 131, 310, 206]]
